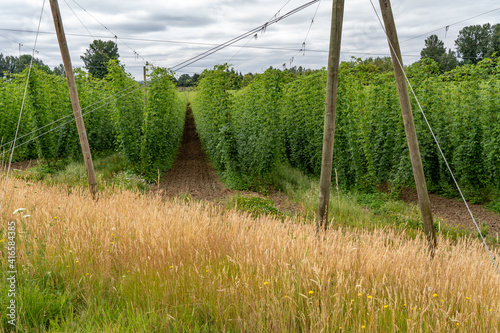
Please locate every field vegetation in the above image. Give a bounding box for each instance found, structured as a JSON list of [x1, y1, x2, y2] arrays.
[[192, 57, 500, 212], [1, 179, 500, 332], [2, 51, 500, 332], [0, 62, 185, 183]]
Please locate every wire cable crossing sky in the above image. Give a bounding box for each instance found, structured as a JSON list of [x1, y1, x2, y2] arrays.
[[1, 0, 499, 78]]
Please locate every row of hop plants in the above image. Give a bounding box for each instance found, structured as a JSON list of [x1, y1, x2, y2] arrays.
[[0, 61, 186, 182], [192, 57, 500, 203], [191, 65, 293, 188]]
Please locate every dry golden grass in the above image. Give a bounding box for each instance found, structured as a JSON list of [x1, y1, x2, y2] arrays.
[[1, 177, 500, 331]]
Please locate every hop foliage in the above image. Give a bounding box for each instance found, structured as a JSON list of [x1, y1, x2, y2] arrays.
[[192, 65, 236, 182], [141, 67, 185, 181], [231, 69, 292, 177], [192, 66, 291, 187], [194, 57, 500, 203], [0, 66, 118, 163], [106, 60, 144, 170], [1, 63, 186, 184]]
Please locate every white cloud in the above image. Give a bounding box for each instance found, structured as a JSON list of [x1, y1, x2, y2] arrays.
[[1, 0, 499, 78]]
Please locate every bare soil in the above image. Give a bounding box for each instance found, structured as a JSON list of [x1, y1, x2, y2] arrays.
[[399, 188, 500, 234], [0, 159, 38, 172], [155, 106, 231, 200]]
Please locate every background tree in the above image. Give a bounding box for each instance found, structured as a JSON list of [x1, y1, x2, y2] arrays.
[[455, 24, 492, 65], [191, 73, 200, 86], [490, 24, 500, 56], [17, 54, 52, 73], [0, 53, 7, 77], [420, 35, 458, 72], [241, 73, 256, 87], [80, 40, 120, 79], [0, 53, 52, 77], [361, 57, 393, 73], [53, 64, 65, 77], [177, 73, 192, 87]]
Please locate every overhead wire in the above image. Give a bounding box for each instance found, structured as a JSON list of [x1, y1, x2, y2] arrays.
[[1, 4, 499, 68], [170, 0, 321, 72], [368, 0, 500, 276], [359, 5, 500, 61], [63, 0, 95, 38], [0, 27, 427, 62], [227, 0, 294, 64], [400, 6, 500, 44], [0, 32, 64, 66], [0, 0, 320, 158], [70, 0, 147, 63], [1, 0, 46, 215], [280, 0, 322, 69]]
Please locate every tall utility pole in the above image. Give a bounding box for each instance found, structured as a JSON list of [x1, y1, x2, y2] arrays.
[[317, 0, 345, 231], [379, 0, 437, 254], [49, 0, 98, 201]]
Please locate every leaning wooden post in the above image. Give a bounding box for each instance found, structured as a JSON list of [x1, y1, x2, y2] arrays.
[[317, 0, 345, 231], [49, 0, 99, 201], [379, 0, 436, 254]]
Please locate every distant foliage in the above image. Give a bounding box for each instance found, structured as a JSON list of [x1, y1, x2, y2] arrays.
[[80, 40, 120, 79]]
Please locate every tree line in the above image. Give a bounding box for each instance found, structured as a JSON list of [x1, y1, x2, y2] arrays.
[[420, 23, 500, 72], [1, 22, 498, 83], [0, 54, 64, 78]]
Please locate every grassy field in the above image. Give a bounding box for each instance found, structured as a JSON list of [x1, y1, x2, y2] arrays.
[[1, 177, 500, 332]]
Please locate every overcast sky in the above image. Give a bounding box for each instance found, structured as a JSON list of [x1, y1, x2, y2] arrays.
[[1, 0, 499, 79]]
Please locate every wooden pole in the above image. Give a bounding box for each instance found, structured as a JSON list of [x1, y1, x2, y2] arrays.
[[317, 0, 345, 231], [143, 63, 148, 108], [379, 0, 436, 253], [49, 0, 98, 201]]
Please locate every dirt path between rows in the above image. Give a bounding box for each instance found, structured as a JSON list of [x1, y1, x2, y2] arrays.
[[400, 188, 500, 235], [155, 105, 230, 200]]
